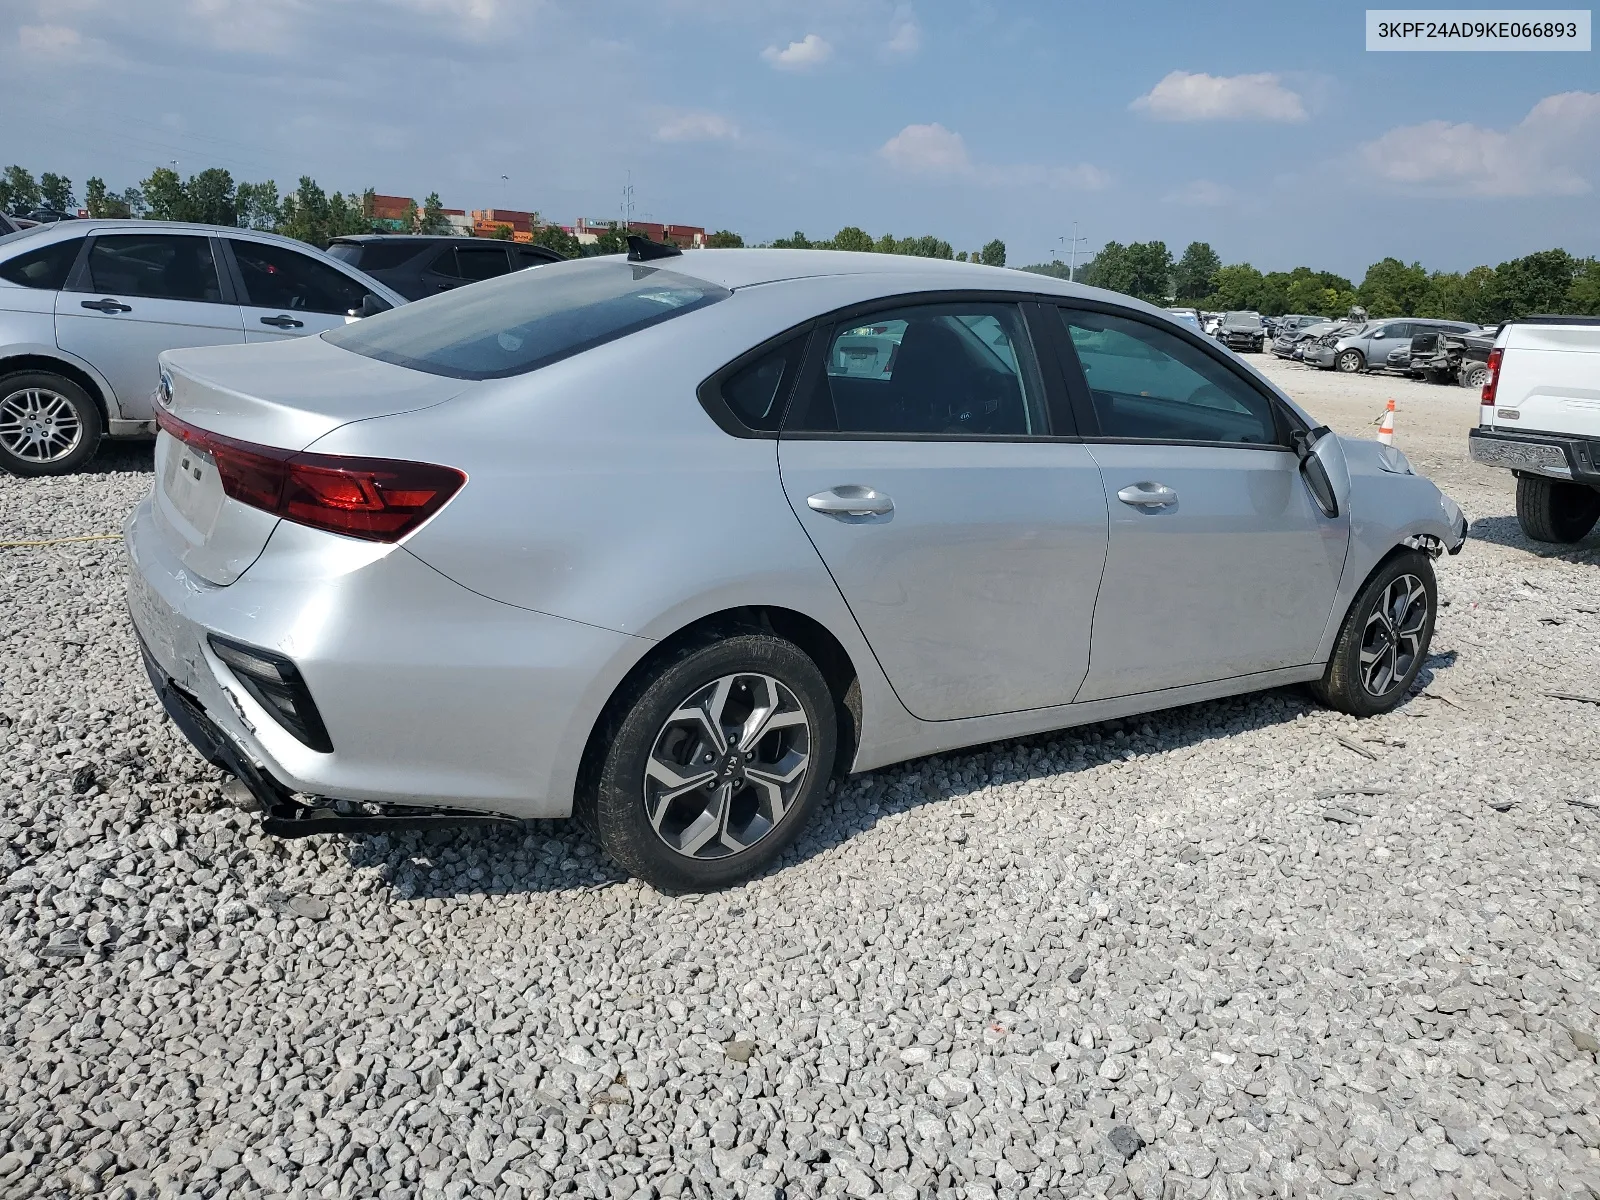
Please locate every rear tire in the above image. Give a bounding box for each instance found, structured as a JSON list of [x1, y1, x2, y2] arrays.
[[0, 370, 102, 476], [581, 633, 837, 892], [1516, 475, 1600, 544], [1336, 349, 1365, 374], [1460, 363, 1490, 390], [1312, 551, 1436, 717]]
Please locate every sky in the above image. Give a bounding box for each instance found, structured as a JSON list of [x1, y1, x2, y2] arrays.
[[3, 0, 1598, 279]]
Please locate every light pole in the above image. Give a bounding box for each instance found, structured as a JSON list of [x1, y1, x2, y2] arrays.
[[1060, 222, 1088, 280]]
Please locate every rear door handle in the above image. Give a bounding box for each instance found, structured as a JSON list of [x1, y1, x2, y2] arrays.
[[806, 486, 894, 517], [1116, 482, 1179, 509], [259, 314, 304, 329], [80, 297, 131, 313]]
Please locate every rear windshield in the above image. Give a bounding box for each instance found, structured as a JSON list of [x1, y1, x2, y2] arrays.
[[329, 240, 426, 271], [1224, 312, 1262, 328], [324, 260, 729, 380]]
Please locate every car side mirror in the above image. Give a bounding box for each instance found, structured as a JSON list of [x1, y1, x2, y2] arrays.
[[1293, 425, 1340, 518], [346, 293, 394, 320]]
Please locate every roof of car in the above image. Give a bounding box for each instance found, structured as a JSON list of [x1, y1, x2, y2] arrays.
[[653, 248, 1099, 300], [0, 217, 333, 249]]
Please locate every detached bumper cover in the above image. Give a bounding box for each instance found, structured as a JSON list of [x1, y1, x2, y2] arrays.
[[1469, 427, 1600, 484]]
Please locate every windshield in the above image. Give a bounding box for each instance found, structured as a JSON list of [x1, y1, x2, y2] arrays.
[[325, 260, 729, 380]]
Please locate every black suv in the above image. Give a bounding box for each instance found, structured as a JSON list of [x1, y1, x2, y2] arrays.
[[326, 236, 564, 301]]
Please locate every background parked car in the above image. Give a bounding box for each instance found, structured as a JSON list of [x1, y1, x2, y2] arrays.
[[1409, 327, 1497, 387], [1271, 319, 1344, 360], [326, 235, 564, 301], [0, 219, 404, 475], [1217, 310, 1265, 352], [1304, 318, 1478, 373]]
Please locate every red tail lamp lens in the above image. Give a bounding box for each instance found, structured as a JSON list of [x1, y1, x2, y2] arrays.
[[1481, 348, 1502, 407], [157, 409, 465, 542]]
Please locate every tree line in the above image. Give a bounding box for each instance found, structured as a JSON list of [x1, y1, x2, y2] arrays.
[[764, 227, 1007, 265], [1020, 239, 1600, 323], [0, 164, 743, 257]]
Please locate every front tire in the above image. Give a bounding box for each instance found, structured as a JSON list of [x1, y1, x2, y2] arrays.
[[1516, 475, 1600, 544], [1312, 551, 1436, 717], [1336, 349, 1365, 374], [0, 371, 102, 476], [582, 633, 837, 891]]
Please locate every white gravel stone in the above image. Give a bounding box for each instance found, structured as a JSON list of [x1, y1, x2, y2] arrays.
[[4, 375, 1600, 1198]]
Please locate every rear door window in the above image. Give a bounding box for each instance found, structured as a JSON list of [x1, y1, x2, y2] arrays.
[[324, 260, 728, 380], [454, 246, 512, 281], [231, 240, 369, 314], [786, 302, 1046, 437], [83, 234, 223, 302]]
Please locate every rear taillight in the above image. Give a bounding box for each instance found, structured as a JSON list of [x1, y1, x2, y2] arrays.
[[157, 410, 465, 542], [1481, 348, 1503, 409]]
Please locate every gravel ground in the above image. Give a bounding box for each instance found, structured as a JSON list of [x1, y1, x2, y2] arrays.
[[4, 362, 1600, 1200]]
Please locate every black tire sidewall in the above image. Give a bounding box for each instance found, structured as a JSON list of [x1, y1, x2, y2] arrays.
[[1322, 552, 1437, 717], [0, 371, 103, 476], [592, 634, 837, 892]]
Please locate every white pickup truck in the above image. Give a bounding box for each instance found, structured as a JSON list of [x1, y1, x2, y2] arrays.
[[1467, 316, 1600, 543]]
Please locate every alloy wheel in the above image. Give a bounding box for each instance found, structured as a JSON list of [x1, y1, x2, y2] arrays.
[[1337, 350, 1363, 373], [1358, 573, 1428, 696], [0, 386, 83, 463], [643, 673, 811, 860]]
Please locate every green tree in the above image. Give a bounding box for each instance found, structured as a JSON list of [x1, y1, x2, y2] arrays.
[[873, 232, 900, 254], [186, 168, 236, 226], [979, 239, 1006, 268], [39, 172, 75, 212], [120, 187, 146, 218], [1357, 257, 1429, 316], [488, 222, 514, 241], [1172, 241, 1221, 303], [418, 192, 449, 235], [705, 229, 744, 248], [276, 176, 330, 245], [399, 198, 419, 232], [140, 167, 190, 221], [1207, 262, 1267, 311], [530, 224, 579, 257], [1485, 249, 1577, 320], [829, 226, 873, 253], [770, 231, 815, 249], [84, 177, 119, 218], [1569, 258, 1600, 316], [236, 180, 281, 230], [1017, 261, 1074, 281], [1, 165, 41, 214]]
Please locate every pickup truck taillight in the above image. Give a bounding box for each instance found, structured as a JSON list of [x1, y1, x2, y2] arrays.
[[1480, 348, 1503, 420]]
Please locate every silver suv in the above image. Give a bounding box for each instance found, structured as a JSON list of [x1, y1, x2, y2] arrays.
[[1304, 318, 1477, 373], [0, 220, 404, 475]]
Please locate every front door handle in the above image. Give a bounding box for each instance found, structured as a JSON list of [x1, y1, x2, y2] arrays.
[[80, 297, 132, 314], [1116, 482, 1179, 509], [806, 486, 894, 517], [259, 314, 304, 329]]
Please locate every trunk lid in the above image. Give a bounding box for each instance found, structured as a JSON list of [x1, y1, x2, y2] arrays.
[[152, 334, 471, 586]]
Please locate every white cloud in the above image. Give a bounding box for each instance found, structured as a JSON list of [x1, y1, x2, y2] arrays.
[[762, 33, 831, 71], [879, 122, 969, 174], [653, 110, 740, 143], [1359, 91, 1600, 197], [18, 24, 83, 56], [885, 5, 921, 56], [1131, 70, 1307, 123], [878, 123, 1108, 191], [1163, 179, 1233, 206]]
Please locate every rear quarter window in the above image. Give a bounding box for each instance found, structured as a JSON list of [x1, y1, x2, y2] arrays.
[[324, 260, 729, 380], [0, 237, 81, 290]]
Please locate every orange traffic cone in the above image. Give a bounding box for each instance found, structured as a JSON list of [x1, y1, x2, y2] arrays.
[[1377, 398, 1395, 446]]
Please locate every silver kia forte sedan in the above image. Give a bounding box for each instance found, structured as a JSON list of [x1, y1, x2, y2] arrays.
[[125, 246, 1467, 890]]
